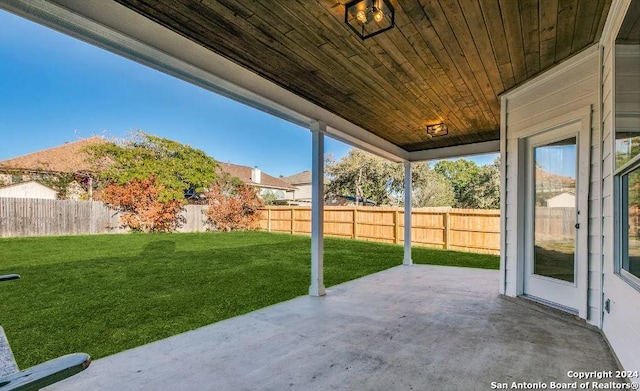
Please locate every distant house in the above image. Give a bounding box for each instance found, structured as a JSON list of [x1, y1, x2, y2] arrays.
[[281, 170, 376, 206], [0, 137, 106, 200], [0, 139, 297, 203], [0, 181, 58, 199], [280, 170, 322, 205], [218, 163, 295, 202], [545, 192, 576, 208], [281, 170, 311, 202]]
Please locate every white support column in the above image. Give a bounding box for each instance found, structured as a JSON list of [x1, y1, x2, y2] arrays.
[[403, 161, 413, 265], [309, 120, 326, 296]]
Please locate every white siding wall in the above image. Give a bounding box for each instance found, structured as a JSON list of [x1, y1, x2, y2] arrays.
[[0, 182, 57, 199], [293, 183, 312, 202], [502, 45, 602, 325], [600, 0, 640, 376]]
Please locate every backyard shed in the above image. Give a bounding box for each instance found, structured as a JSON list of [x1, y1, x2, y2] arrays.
[[0, 181, 57, 199], [0, 0, 637, 384], [544, 192, 576, 208]]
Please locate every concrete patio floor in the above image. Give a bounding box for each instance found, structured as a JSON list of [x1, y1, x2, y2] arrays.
[[46, 265, 623, 391]]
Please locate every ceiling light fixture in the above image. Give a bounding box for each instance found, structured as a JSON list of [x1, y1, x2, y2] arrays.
[[373, 7, 384, 22], [426, 123, 448, 138], [345, 0, 395, 40], [356, 10, 368, 23]]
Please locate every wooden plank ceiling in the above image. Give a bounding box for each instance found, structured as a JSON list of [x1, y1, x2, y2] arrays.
[[114, 0, 611, 152]]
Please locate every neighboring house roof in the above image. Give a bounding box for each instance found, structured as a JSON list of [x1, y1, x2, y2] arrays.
[[550, 191, 576, 197], [281, 170, 311, 185], [535, 168, 575, 188], [218, 162, 295, 190], [0, 180, 57, 191], [0, 136, 107, 173], [281, 170, 329, 185], [0, 139, 294, 192]]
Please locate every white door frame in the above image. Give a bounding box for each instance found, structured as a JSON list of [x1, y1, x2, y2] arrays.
[[514, 106, 592, 318]]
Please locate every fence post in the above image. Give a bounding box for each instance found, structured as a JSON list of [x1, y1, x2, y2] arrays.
[[291, 208, 295, 234], [394, 209, 400, 244], [267, 208, 272, 232], [353, 207, 358, 239], [443, 211, 450, 250]]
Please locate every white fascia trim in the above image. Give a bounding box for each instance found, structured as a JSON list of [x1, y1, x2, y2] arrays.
[[599, 0, 632, 45], [502, 44, 599, 101], [1, 0, 408, 162], [408, 140, 500, 162]]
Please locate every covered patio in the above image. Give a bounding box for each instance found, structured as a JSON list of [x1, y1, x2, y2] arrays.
[[1, 0, 638, 388], [46, 265, 620, 391]]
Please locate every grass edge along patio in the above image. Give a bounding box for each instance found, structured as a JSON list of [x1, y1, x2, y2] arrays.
[[0, 231, 498, 368]]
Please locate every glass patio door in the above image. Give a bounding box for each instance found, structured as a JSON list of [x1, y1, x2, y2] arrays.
[[523, 121, 588, 315]]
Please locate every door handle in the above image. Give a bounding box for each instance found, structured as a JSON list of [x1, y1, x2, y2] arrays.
[[575, 223, 580, 229]]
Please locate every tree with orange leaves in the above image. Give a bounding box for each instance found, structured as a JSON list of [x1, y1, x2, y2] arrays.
[[87, 131, 218, 232], [205, 174, 264, 231], [99, 177, 184, 232]]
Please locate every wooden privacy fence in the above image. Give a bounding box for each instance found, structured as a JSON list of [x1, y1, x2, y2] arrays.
[[259, 206, 501, 255], [0, 198, 503, 256], [0, 198, 126, 237], [0, 198, 210, 237]]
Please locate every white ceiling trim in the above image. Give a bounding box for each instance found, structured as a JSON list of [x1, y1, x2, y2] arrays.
[[408, 140, 500, 162]]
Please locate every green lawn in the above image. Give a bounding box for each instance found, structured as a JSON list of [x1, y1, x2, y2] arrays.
[[0, 231, 498, 368]]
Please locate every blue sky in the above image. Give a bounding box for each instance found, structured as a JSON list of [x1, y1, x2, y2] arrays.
[[0, 10, 497, 177]]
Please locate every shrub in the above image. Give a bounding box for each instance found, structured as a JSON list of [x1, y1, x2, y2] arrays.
[[99, 177, 184, 232], [205, 178, 264, 231]]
